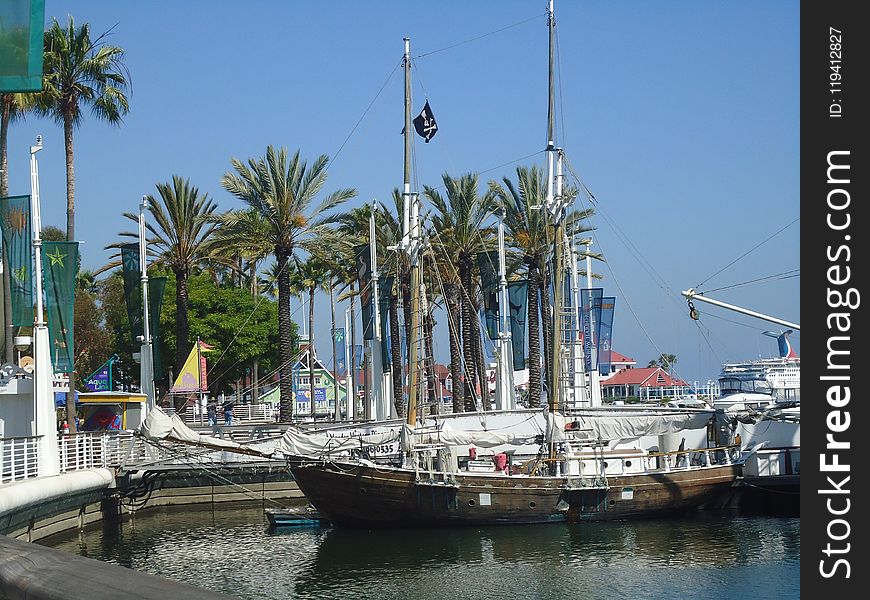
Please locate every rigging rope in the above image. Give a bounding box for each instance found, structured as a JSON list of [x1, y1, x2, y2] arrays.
[[413, 13, 543, 59]]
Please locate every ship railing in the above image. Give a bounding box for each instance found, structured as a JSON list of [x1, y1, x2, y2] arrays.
[[640, 444, 740, 472], [412, 443, 460, 487], [0, 435, 40, 484]]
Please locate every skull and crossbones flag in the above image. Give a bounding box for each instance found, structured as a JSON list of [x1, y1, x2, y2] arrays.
[[412, 100, 438, 142]]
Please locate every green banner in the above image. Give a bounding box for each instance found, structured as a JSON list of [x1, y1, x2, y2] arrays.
[[0, 0, 45, 91], [0, 194, 33, 325], [379, 276, 393, 373], [120, 243, 166, 379], [476, 251, 500, 340], [355, 244, 374, 340], [508, 281, 528, 370], [120, 243, 144, 336], [149, 276, 167, 380], [42, 241, 78, 373]]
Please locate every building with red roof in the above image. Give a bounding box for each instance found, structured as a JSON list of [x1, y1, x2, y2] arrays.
[[600, 366, 692, 402]]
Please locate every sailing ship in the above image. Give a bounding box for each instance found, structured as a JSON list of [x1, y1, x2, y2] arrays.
[[284, 1, 740, 526]]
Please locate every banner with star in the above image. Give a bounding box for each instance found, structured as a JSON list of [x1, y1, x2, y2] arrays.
[[41, 240, 78, 373], [0, 194, 34, 326], [119, 243, 167, 380]]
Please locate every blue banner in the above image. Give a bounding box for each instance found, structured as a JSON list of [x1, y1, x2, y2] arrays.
[[334, 327, 347, 376], [580, 288, 603, 373], [598, 297, 616, 375]]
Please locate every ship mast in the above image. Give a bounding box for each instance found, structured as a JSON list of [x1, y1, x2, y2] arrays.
[[403, 38, 423, 425], [545, 0, 564, 418]]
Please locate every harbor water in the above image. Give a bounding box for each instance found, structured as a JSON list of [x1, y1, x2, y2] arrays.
[[41, 506, 799, 600]]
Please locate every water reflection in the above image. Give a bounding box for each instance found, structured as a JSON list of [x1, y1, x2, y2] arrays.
[[41, 507, 799, 600]]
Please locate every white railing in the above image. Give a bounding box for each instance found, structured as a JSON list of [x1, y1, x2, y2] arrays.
[[0, 436, 40, 484], [183, 403, 279, 425], [58, 431, 137, 472]]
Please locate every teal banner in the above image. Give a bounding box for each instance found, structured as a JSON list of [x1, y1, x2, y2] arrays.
[[0, 194, 33, 325], [508, 281, 528, 370], [42, 241, 78, 373], [355, 244, 374, 340], [149, 276, 167, 380], [378, 276, 393, 372], [120, 243, 142, 336], [476, 251, 500, 340], [120, 243, 166, 379], [0, 0, 45, 91]]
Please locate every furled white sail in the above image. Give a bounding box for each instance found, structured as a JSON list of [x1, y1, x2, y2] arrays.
[[138, 406, 274, 458], [278, 426, 402, 457]]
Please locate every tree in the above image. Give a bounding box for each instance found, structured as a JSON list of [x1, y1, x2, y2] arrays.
[[648, 353, 678, 373], [34, 16, 130, 242], [425, 173, 496, 411], [160, 273, 283, 396], [221, 146, 355, 421], [490, 165, 594, 408], [102, 176, 217, 408]]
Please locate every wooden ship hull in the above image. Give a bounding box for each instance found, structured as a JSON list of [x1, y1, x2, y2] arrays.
[[288, 457, 739, 527]]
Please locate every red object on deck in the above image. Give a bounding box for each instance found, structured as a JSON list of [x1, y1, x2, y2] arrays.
[[493, 452, 508, 473]]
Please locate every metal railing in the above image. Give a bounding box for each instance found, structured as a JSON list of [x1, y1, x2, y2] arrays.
[[1, 432, 187, 485], [0, 436, 40, 484], [182, 403, 279, 425]]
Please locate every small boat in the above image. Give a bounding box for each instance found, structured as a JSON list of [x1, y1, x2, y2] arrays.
[[265, 505, 330, 529]]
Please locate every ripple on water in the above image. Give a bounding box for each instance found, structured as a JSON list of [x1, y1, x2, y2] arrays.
[[40, 507, 800, 600]]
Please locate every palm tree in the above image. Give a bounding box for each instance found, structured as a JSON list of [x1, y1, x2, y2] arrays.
[[34, 17, 130, 242], [102, 176, 217, 405], [221, 145, 355, 422], [425, 172, 496, 411], [296, 256, 329, 419], [490, 165, 594, 408]]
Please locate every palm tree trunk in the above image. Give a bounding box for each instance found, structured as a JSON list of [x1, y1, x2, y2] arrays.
[[63, 113, 75, 241], [424, 302, 438, 415], [540, 260, 553, 399], [527, 262, 542, 408], [445, 284, 463, 413], [389, 290, 404, 418], [174, 267, 191, 411], [459, 255, 477, 411], [62, 114, 78, 430], [276, 249, 294, 422], [471, 290, 490, 411], [309, 285, 316, 419], [329, 279, 340, 421]]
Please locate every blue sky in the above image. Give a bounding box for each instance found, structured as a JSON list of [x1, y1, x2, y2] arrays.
[[5, 0, 800, 385]]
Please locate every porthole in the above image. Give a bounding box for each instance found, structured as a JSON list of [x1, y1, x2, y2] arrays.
[[468, 499, 476, 506], [603, 461, 608, 468], [624, 460, 632, 468], [609, 499, 616, 506], [359, 488, 367, 495], [529, 501, 537, 509]]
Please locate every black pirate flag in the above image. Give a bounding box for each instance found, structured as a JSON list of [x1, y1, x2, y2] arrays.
[[412, 100, 438, 142]]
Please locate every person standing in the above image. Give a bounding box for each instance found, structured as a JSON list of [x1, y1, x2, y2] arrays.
[[222, 399, 235, 426], [207, 397, 218, 426]]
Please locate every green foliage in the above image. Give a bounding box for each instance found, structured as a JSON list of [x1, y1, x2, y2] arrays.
[[160, 273, 289, 394]]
